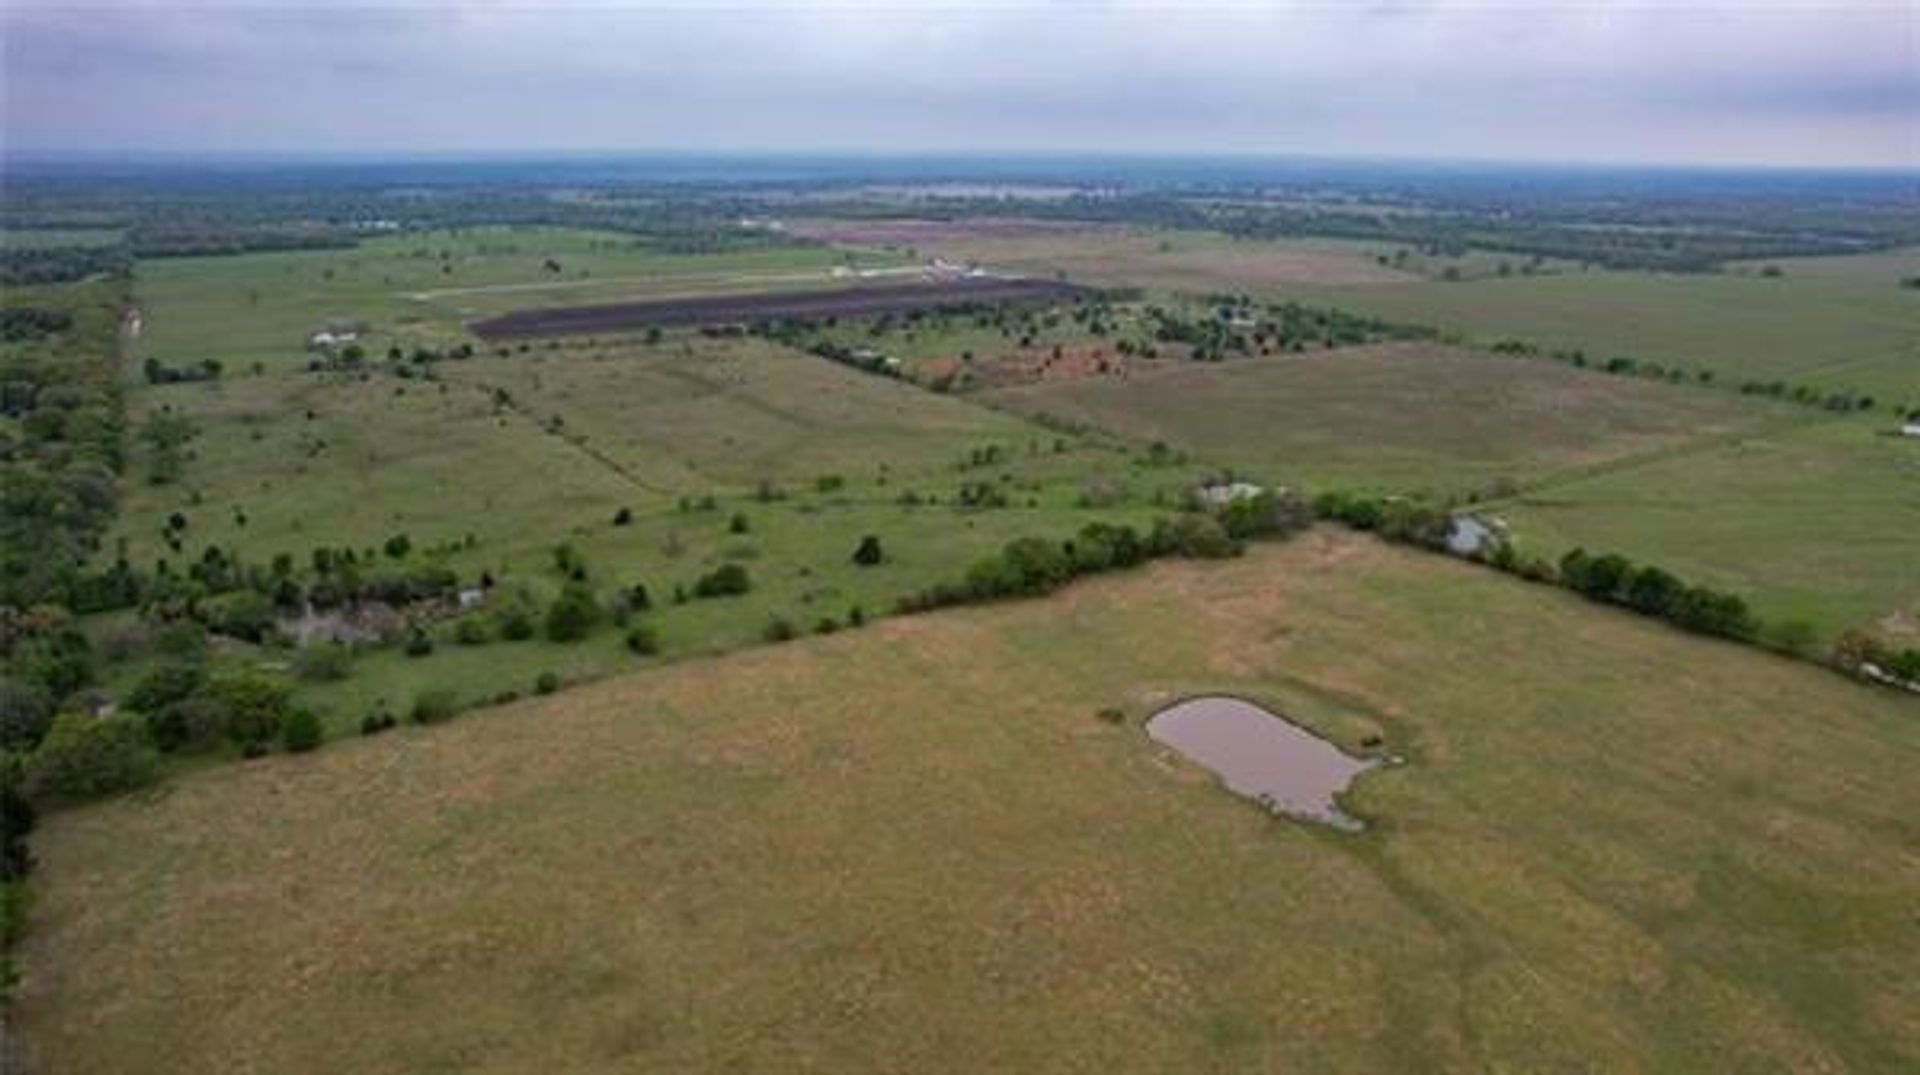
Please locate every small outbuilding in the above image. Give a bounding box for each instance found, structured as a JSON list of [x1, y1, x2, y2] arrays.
[[1195, 481, 1266, 507]]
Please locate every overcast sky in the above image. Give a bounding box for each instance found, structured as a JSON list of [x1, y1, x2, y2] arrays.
[[3, 1, 1915, 167]]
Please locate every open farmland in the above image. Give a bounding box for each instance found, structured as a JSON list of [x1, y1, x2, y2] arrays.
[[832, 224, 1917, 403], [468, 276, 1092, 339], [130, 227, 904, 373], [1495, 414, 1920, 642], [18, 533, 1920, 1073], [1288, 269, 1920, 403], [112, 323, 1184, 721], [984, 342, 1796, 496], [792, 221, 1420, 292]]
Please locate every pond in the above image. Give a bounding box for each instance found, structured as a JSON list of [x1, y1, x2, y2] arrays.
[[1146, 696, 1380, 831]]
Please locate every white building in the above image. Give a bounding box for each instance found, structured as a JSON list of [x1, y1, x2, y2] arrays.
[[1195, 481, 1265, 507], [308, 329, 358, 349]]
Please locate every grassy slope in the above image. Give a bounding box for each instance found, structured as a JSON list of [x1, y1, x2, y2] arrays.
[[984, 342, 1794, 496], [112, 329, 1182, 723], [20, 532, 1920, 1073], [1499, 414, 1920, 637], [1291, 271, 1920, 403]]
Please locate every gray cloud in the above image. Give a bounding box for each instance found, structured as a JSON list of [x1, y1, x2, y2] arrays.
[[3, 1, 1915, 166]]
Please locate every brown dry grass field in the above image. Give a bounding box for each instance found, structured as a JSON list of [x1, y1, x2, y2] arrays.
[[19, 531, 1920, 1073]]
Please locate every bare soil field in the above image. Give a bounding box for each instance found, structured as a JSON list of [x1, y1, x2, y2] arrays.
[[470, 277, 1092, 339]]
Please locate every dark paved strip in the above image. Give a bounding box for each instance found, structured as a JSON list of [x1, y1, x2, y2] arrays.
[[470, 276, 1090, 340]]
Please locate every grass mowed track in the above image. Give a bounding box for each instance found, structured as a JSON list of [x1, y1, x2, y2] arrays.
[[20, 532, 1920, 1073], [985, 342, 1790, 496]]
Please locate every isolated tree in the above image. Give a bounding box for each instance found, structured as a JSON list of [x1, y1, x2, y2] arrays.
[[282, 708, 323, 753], [545, 582, 603, 642], [852, 535, 885, 566]]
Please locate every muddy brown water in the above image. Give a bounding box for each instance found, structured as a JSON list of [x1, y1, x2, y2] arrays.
[[1146, 696, 1379, 830]]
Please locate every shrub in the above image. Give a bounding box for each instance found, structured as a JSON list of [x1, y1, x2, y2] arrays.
[[203, 672, 293, 750], [359, 712, 397, 736], [625, 625, 661, 656], [403, 631, 435, 657], [25, 714, 159, 800], [452, 617, 490, 645], [152, 621, 209, 661], [0, 679, 54, 752], [814, 617, 840, 635], [1668, 585, 1755, 641], [729, 512, 750, 534], [612, 507, 633, 526], [282, 708, 323, 753], [496, 604, 536, 641], [293, 643, 353, 681], [848, 605, 866, 628], [1, 756, 34, 881], [410, 689, 457, 724], [692, 563, 752, 599], [533, 671, 560, 695], [852, 535, 885, 566], [1218, 489, 1312, 541], [146, 696, 228, 753], [1154, 513, 1238, 560], [545, 582, 603, 642], [762, 616, 798, 643], [207, 590, 277, 643]]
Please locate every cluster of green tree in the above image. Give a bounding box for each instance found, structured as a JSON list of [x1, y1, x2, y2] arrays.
[[763, 296, 1117, 368], [139, 410, 198, 485], [1312, 489, 1760, 643], [827, 178, 1918, 273], [5, 173, 814, 266], [1489, 338, 1892, 416], [1148, 299, 1433, 362], [140, 356, 223, 385], [1207, 207, 1866, 273], [1832, 631, 1920, 690], [1734, 380, 1880, 413], [1552, 549, 1757, 640], [0, 283, 128, 612], [1320, 491, 1766, 641], [0, 308, 73, 342], [899, 492, 1311, 614], [0, 245, 132, 285], [130, 226, 358, 259]]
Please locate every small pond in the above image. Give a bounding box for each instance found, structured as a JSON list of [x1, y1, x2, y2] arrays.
[[1146, 696, 1380, 831]]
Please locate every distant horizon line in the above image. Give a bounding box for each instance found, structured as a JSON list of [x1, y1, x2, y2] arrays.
[[4, 147, 1915, 177]]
